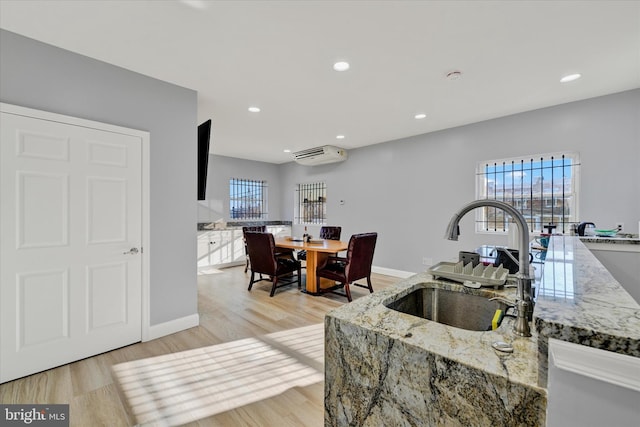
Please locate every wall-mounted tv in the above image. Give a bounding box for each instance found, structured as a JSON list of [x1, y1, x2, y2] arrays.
[[197, 119, 212, 200]]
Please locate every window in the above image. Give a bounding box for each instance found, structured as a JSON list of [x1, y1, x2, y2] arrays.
[[229, 178, 267, 220], [476, 153, 580, 234], [295, 182, 326, 224]]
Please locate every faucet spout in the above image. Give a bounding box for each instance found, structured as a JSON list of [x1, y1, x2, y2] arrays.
[[445, 199, 533, 337], [444, 214, 461, 241]]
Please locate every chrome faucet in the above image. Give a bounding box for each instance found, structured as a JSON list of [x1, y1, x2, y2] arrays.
[[445, 199, 533, 337]]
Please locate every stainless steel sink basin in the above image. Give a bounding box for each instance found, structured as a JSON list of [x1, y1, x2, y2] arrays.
[[386, 288, 509, 331]]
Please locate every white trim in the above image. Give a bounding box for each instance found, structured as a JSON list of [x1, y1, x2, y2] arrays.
[[549, 338, 640, 392], [372, 266, 415, 278], [1, 102, 152, 345], [145, 313, 200, 342], [198, 260, 244, 271], [141, 130, 151, 341], [1, 103, 144, 138], [582, 242, 640, 253]]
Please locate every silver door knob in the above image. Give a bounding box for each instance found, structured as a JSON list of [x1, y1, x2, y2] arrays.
[[123, 247, 139, 255]]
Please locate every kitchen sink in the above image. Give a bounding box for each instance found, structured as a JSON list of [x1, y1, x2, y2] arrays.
[[386, 287, 509, 331]]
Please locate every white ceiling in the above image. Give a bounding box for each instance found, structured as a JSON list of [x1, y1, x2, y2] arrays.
[[1, 1, 639, 164]]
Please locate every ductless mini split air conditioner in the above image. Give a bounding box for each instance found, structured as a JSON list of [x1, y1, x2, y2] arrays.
[[292, 145, 348, 166]]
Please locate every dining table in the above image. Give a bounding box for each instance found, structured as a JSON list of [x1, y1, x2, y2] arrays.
[[274, 237, 348, 294]]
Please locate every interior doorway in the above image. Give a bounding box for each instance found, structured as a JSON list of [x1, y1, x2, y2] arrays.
[[0, 103, 150, 383]]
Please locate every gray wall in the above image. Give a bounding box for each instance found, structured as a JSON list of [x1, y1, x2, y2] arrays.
[[0, 30, 198, 326], [198, 155, 282, 223], [278, 89, 640, 273]]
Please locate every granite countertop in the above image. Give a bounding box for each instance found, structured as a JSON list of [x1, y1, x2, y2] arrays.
[[197, 221, 292, 231], [327, 236, 640, 391], [325, 274, 547, 425], [325, 236, 640, 425], [578, 235, 640, 245], [327, 276, 542, 391], [535, 236, 640, 356]]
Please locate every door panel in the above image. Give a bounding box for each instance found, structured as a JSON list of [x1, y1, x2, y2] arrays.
[[18, 171, 69, 248], [18, 269, 69, 348], [87, 262, 127, 330], [87, 140, 128, 167], [1, 110, 143, 383], [87, 177, 127, 244], [17, 129, 69, 161]]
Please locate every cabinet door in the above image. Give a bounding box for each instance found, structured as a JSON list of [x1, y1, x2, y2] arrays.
[[547, 339, 639, 427], [198, 230, 247, 268], [207, 230, 225, 266], [197, 232, 212, 268], [230, 229, 246, 263]]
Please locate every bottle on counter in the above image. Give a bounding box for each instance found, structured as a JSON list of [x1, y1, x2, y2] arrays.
[[303, 226, 308, 242]]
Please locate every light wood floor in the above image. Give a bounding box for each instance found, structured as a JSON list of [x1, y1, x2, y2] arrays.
[[0, 266, 400, 426]]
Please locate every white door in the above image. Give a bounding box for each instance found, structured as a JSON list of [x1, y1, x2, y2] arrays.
[[1, 108, 143, 383]]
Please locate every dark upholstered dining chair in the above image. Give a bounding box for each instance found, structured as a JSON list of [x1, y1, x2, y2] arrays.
[[315, 232, 377, 302], [298, 226, 342, 261], [243, 225, 295, 273], [242, 226, 266, 273], [319, 226, 342, 240], [245, 232, 302, 297]]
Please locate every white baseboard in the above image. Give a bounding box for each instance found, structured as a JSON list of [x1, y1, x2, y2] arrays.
[[144, 313, 200, 342], [549, 338, 640, 392], [372, 265, 416, 279]]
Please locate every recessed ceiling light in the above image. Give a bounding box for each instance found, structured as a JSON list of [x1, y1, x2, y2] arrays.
[[560, 73, 581, 83], [333, 61, 350, 71], [248, 106, 260, 113], [283, 149, 291, 153], [336, 135, 345, 139], [414, 113, 427, 119]]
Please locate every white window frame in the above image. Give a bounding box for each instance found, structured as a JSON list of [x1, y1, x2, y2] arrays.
[[229, 178, 268, 220], [295, 182, 327, 225], [475, 152, 580, 235]]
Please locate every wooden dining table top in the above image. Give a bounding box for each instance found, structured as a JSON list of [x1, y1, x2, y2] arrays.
[[274, 237, 348, 253]]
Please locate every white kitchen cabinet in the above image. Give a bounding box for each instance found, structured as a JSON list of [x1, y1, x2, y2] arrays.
[[197, 225, 291, 270], [197, 232, 212, 268], [197, 229, 244, 269], [546, 338, 639, 427]]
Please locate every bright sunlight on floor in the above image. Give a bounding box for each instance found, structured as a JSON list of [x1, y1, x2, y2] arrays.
[[112, 323, 324, 426]]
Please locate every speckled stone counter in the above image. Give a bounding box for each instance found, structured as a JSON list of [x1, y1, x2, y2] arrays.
[[535, 236, 640, 385], [325, 278, 547, 426], [197, 220, 292, 230], [578, 235, 640, 245], [325, 236, 640, 426]]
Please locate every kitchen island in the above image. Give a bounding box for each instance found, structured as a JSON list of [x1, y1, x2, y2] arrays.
[[324, 236, 640, 426]]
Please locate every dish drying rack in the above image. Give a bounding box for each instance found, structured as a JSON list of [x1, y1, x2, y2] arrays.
[[427, 261, 509, 289]]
